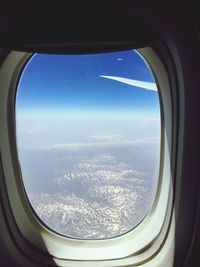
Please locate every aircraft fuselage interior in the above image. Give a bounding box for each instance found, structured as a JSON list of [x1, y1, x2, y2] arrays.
[[0, 1, 200, 266]]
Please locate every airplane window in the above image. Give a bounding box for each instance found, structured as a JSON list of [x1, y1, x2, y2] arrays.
[[15, 50, 161, 239]]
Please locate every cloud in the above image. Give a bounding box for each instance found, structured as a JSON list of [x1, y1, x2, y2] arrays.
[[100, 75, 157, 91], [91, 134, 122, 142], [23, 138, 158, 152]]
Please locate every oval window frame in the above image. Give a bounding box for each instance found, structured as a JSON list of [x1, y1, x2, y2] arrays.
[[0, 47, 173, 265]]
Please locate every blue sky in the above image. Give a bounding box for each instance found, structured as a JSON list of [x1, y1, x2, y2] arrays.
[[16, 50, 160, 120]]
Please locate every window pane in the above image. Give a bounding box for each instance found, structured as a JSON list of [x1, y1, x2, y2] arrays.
[[16, 50, 161, 239]]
